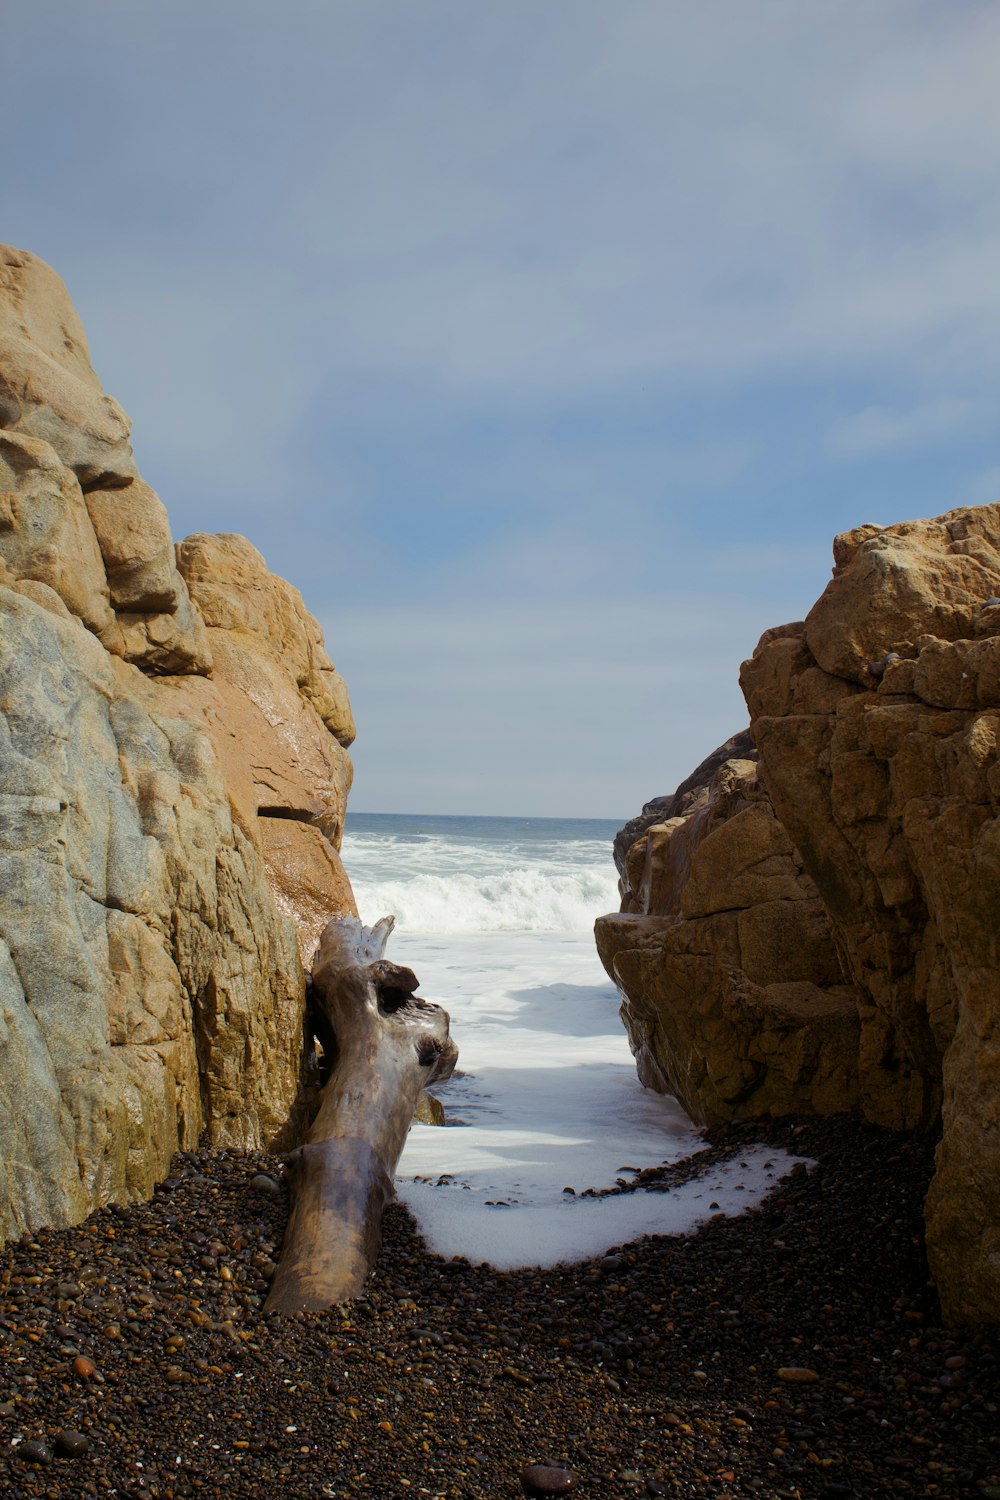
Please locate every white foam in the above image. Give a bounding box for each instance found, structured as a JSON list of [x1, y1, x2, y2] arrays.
[[350, 865, 619, 934], [393, 933, 805, 1268], [343, 829, 620, 935]]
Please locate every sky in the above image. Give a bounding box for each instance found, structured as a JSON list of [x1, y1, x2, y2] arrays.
[[7, 0, 1000, 816]]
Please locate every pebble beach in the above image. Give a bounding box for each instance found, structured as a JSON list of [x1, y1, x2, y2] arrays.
[[1, 1115, 998, 1499]]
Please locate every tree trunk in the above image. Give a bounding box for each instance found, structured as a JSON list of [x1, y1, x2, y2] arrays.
[[265, 914, 457, 1315]]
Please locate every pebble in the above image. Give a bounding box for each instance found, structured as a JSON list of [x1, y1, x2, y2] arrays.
[[776, 1365, 820, 1382], [0, 1123, 995, 1500], [72, 1354, 97, 1378], [520, 1462, 579, 1495], [54, 1430, 89, 1458], [17, 1440, 52, 1465], [250, 1173, 280, 1195]]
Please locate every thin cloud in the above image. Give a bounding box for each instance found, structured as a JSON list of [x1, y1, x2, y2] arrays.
[[825, 397, 983, 461]]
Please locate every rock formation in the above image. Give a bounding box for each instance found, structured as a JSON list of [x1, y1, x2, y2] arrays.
[[0, 246, 357, 1245], [598, 503, 1000, 1323]]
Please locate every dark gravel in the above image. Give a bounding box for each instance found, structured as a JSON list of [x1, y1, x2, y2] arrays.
[[1, 1115, 997, 1499]]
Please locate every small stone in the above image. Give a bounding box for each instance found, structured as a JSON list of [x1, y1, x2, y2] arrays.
[[777, 1366, 820, 1383], [165, 1365, 185, 1383], [72, 1355, 97, 1379], [250, 1174, 280, 1195], [520, 1464, 579, 1496], [18, 1439, 53, 1465], [55, 1430, 89, 1458]]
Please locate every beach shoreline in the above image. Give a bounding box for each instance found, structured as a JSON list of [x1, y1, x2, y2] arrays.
[[1, 1114, 996, 1498]]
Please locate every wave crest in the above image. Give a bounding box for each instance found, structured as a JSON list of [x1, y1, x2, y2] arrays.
[[352, 863, 620, 935]]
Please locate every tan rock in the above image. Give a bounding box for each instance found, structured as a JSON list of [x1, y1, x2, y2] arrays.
[[0, 429, 113, 634], [0, 248, 361, 1247], [0, 588, 304, 1238], [84, 477, 179, 611], [0, 245, 210, 675], [414, 1091, 446, 1126], [177, 532, 355, 747], [805, 506, 1000, 686], [0, 246, 136, 486], [602, 501, 1000, 1321], [257, 819, 357, 961], [741, 502, 1000, 1321], [596, 755, 858, 1121]]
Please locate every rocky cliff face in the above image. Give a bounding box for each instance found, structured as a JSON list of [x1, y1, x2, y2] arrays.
[[0, 247, 357, 1244], [597, 503, 1000, 1323]]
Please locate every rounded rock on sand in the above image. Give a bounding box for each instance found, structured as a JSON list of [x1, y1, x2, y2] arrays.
[[521, 1462, 579, 1495], [55, 1430, 89, 1458], [18, 1439, 52, 1465], [250, 1173, 280, 1195]]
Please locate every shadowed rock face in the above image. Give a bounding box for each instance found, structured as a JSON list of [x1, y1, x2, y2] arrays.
[[598, 502, 1000, 1323], [0, 246, 357, 1243], [597, 752, 861, 1124]]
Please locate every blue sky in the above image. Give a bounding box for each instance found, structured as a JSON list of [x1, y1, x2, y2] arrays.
[[8, 1, 1000, 815]]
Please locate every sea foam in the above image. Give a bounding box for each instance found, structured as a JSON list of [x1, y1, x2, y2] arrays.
[[348, 864, 619, 934], [337, 814, 803, 1269], [342, 816, 620, 934]]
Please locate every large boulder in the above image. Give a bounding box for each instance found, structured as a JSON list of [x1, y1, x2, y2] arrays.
[[597, 752, 860, 1123], [599, 502, 1000, 1323], [743, 504, 1000, 1323], [0, 247, 358, 1244]]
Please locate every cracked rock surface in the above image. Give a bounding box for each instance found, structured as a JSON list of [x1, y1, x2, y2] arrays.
[[600, 503, 1000, 1323], [0, 246, 357, 1245]]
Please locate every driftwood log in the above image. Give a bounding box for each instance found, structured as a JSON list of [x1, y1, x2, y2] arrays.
[[265, 914, 457, 1315]]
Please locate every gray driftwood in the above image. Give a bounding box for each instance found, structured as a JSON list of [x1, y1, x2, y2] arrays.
[[265, 914, 457, 1315]]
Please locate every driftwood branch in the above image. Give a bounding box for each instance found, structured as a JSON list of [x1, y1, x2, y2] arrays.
[[265, 914, 457, 1315]]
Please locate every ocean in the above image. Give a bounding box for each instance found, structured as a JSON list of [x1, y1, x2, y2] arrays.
[[341, 812, 800, 1269]]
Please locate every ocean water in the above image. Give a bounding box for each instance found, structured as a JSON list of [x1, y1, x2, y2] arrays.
[[341, 812, 623, 935], [341, 812, 802, 1269]]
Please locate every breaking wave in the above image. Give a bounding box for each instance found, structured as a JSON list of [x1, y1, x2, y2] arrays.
[[349, 864, 620, 935], [340, 817, 621, 934]]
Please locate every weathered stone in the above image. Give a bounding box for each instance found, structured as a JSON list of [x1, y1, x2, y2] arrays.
[[742, 508, 1000, 1320], [414, 1090, 446, 1126], [0, 429, 113, 635], [84, 476, 180, 611], [601, 502, 1000, 1322], [805, 506, 1000, 686], [0, 247, 209, 675], [0, 246, 136, 487], [597, 755, 858, 1121], [0, 247, 360, 1246], [177, 531, 355, 748], [613, 729, 757, 885]]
